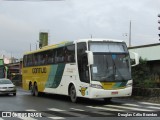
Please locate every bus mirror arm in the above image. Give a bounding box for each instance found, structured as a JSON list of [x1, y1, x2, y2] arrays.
[[85, 51, 94, 65], [129, 52, 139, 67]]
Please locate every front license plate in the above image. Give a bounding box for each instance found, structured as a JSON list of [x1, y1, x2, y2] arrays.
[[111, 91, 118, 95]]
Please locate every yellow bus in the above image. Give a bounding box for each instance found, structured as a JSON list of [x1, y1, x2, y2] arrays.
[[22, 39, 139, 102]]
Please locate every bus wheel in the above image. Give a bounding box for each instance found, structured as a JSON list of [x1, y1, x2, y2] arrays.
[[34, 84, 39, 97], [31, 84, 39, 96], [70, 85, 77, 103], [29, 82, 32, 90], [31, 85, 35, 96]]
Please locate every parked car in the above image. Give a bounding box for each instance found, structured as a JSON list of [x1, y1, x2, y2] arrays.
[[0, 78, 16, 96]]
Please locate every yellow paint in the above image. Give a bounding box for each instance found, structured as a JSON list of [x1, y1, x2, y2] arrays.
[[24, 41, 71, 55], [101, 82, 125, 90], [22, 65, 51, 92]]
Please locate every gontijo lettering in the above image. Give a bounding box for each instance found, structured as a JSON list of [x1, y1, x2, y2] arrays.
[[32, 67, 47, 74]]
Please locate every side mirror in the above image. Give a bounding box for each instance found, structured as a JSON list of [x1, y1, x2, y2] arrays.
[[85, 51, 94, 65], [129, 52, 139, 67]]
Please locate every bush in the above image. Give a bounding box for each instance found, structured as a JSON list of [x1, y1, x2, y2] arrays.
[[132, 57, 157, 88]]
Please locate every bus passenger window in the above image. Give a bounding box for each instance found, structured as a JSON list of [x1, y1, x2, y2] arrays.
[[65, 45, 75, 63]]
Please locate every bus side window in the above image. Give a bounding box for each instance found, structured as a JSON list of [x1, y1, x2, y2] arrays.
[[65, 45, 75, 63], [37, 54, 41, 65], [23, 55, 27, 67], [48, 50, 54, 64], [55, 47, 65, 63], [28, 54, 33, 66], [32, 54, 37, 66]]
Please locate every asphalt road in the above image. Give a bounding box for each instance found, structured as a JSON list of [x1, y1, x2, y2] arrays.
[[0, 87, 160, 120]]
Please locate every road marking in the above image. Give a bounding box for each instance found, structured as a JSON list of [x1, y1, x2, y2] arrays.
[[92, 111, 114, 116], [0, 118, 4, 120], [16, 117, 37, 120], [123, 103, 140, 107], [104, 105, 153, 111], [26, 109, 37, 111], [139, 102, 160, 106], [86, 106, 124, 111], [48, 108, 66, 111], [49, 108, 87, 117], [70, 108, 84, 111], [48, 117, 65, 119], [147, 106, 160, 110]]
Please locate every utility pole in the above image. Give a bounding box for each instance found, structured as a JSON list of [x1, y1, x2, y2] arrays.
[[90, 34, 93, 39], [30, 43, 31, 51], [158, 14, 160, 41], [129, 20, 132, 47]]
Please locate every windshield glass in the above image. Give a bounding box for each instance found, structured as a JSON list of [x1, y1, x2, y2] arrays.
[[0, 80, 12, 84], [89, 42, 131, 82], [91, 54, 131, 81], [89, 42, 127, 53]]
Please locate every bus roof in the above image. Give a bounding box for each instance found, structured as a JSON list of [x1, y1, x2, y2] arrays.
[[74, 38, 124, 43], [24, 38, 124, 55], [24, 41, 73, 55]]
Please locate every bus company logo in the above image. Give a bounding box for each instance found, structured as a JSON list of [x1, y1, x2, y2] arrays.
[[79, 87, 88, 96], [32, 67, 47, 74]]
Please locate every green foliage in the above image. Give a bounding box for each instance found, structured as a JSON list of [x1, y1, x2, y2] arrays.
[[132, 57, 157, 88], [0, 59, 4, 66]]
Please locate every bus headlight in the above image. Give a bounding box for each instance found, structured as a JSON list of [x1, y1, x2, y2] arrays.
[[90, 84, 103, 89], [126, 82, 132, 87]]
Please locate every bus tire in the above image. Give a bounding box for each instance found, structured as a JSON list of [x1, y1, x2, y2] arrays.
[[31, 85, 35, 96], [70, 85, 77, 103], [29, 82, 32, 90], [34, 84, 39, 97], [31, 84, 39, 96]]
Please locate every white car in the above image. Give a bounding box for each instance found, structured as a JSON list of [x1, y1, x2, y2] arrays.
[[0, 79, 16, 96]]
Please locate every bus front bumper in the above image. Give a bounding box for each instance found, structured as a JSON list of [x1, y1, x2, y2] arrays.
[[89, 87, 132, 99]]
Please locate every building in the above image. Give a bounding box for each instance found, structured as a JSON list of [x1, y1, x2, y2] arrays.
[[0, 54, 22, 85], [128, 43, 160, 83]]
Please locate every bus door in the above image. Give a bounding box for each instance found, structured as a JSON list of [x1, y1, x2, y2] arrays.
[[77, 42, 90, 97]]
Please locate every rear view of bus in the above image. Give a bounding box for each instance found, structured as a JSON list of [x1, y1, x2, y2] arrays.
[[75, 39, 138, 102]]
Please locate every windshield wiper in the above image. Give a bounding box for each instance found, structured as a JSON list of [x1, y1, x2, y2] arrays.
[[111, 56, 117, 80]]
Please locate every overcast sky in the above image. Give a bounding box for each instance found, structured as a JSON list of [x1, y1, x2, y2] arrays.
[[0, 0, 160, 58]]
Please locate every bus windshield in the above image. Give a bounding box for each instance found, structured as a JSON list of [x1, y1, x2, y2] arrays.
[[89, 42, 131, 82]]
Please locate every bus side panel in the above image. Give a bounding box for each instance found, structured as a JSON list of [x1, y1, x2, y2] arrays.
[[57, 63, 90, 98], [44, 63, 66, 94], [22, 66, 51, 92], [58, 63, 90, 97], [44, 63, 89, 97]]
